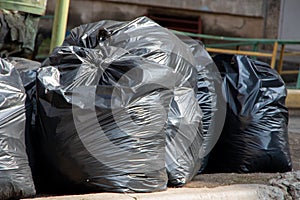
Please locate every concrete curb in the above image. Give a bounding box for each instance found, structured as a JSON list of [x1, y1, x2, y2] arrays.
[[24, 184, 284, 200]]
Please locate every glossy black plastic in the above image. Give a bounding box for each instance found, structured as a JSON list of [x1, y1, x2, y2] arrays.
[[206, 54, 292, 173]]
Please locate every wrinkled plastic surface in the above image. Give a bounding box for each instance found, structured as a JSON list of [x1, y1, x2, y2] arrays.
[[0, 58, 36, 199], [8, 57, 40, 129], [181, 39, 225, 173], [8, 57, 40, 176], [63, 16, 205, 186], [8, 57, 40, 92], [206, 54, 292, 173], [37, 45, 176, 192]]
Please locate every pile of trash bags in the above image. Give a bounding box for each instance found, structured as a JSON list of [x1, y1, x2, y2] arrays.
[[35, 16, 213, 192], [0, 16, 292, 199]]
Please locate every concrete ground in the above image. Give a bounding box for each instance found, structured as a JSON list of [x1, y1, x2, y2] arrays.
[[288, 109, 300, 170], [24, 109, 300, 200], [289, 111, 300, 134], [27, 185, 285, 200]]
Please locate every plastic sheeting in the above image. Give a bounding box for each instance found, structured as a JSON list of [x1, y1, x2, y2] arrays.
[[37, 17, 203, 192], [62, 16, 205, 186], [36, 45, 175, 192], [181, 39, 225, 173], [206, 54, 292, 173], [0, 58, 35, 199], [8, 57, 40, 131], [8, 57, 40, 175], [8, 57, 40, 126]]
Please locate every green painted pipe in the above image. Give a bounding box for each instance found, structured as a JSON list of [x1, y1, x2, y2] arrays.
[[50, 0, 70, 53]]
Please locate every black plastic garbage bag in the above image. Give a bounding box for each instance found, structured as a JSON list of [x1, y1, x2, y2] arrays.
[[63, 16, 205, 186], [181, 39, 225, 173], [8, 57, 40, 127], [8, 57, 40, 133], [206, 54, 292, 173], [0, 58, 35, 199], [7, 57, 40, 178], [8, 57, 40, 100], [36, 45, 176, 192]]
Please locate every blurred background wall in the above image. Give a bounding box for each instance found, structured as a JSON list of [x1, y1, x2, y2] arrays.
[[42, 0, 280, 39]]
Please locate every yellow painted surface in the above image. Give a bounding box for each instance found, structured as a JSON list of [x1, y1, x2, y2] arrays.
[[287, 89, 300, 108], [280, 70, 299, 75], [206, 48, 273, 57], [270, 41, 278, 69]]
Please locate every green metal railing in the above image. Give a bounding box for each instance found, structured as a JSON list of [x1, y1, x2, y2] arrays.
[[173, 30, 300, 89]]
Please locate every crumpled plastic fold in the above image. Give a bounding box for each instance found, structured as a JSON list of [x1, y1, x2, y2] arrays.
[[63, 16, 206, 186], [0, 58, 36, 199], [37, 45, 173, 192], [36, 16, 219, 192], [205, 54, 292, 173]]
